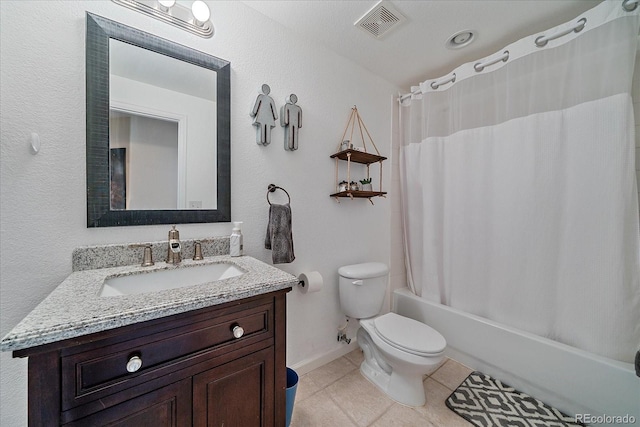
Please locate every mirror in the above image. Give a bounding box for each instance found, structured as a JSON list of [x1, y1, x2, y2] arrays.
[[86, 13, 230, 227], [109, 39, 218, 211]]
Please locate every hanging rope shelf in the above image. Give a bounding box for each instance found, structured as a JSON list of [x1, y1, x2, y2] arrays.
[[330, 106, 387, 205]]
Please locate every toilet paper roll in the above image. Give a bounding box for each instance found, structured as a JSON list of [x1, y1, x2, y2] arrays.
[[298, 271, 323, 294]]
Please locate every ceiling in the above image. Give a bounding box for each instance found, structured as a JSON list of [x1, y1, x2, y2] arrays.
[[241, 0, 602, 92]]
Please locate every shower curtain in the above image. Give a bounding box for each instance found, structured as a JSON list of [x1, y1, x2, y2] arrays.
[[399, 1, 640, 363]]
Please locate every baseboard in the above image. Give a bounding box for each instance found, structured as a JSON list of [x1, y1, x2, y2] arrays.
[[288, 339, 359, 376]]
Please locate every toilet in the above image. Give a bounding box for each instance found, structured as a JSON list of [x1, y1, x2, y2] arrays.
[[338, 262, 446, 407]]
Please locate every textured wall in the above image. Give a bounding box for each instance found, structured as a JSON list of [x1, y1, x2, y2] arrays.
[[634, 53, 640, 219], [0, 1, 398, 424]]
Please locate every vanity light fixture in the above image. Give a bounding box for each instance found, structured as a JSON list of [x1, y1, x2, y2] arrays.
[[158, 0, 176, 12], [111, 0, 214, 38], [191, 1, 210, 27]]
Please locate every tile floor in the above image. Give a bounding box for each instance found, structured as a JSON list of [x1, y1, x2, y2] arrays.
[[290, 349, 475, 427]]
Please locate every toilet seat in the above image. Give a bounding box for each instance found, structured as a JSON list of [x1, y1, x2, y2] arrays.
[[373, 313, 445, 357]]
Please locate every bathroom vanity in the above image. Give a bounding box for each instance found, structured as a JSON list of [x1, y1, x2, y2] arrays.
[[1, 244, 296, 427]]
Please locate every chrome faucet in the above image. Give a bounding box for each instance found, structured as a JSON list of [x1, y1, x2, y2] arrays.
[[166, 225, 182, 264], [193, 240, 204, 261], [129, 243, 154, 267]]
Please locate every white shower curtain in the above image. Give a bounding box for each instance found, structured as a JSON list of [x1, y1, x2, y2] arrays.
[[400, 1, 640, 363]]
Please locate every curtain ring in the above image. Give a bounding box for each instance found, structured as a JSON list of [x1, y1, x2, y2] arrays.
[[267, 184, 291, 205], [431, 73, 456, 90], [574, 17, 587, 33], [474, 51, 509, 72], [535, 35, 548, 48], [535, 17, 586, 48], [623, 0, 638, 11]]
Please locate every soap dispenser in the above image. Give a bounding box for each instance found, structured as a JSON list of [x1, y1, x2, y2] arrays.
[[230, 222, 243, 257], [166, 225, 182, 264]]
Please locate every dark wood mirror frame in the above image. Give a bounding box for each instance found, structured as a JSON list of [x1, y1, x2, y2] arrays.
[[86, 13, 230, 227]]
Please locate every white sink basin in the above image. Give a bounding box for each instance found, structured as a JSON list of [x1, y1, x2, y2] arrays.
[[100, 263, 244, 297]]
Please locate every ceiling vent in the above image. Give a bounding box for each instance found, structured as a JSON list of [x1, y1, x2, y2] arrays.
[[355, 1, 407, 40]]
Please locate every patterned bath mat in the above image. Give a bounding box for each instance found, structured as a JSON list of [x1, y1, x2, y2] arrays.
[[446, 371, 585, 427]]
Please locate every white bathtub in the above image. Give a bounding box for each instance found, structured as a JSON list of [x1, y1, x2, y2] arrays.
[[392, 288, 640, 426]]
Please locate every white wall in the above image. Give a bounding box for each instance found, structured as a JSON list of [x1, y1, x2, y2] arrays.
[[0, 1, 399, 425], [128, 115, 178, 210], [633, 51, 640, 219]]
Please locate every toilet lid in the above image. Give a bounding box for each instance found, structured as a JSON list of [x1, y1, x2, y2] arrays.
[[373, 313, 446, 356]]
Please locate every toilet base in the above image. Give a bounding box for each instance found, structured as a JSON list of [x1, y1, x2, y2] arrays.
[[360, 359, 427, 407], [357, 325, 435, 407]]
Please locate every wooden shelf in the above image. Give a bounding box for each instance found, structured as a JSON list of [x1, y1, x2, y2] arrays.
[[330, 191, 387, 199], [330, 107, 387, 204], [330, 149, 387, 165]]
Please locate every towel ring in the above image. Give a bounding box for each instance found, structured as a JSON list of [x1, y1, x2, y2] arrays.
[[267, 184, 291, 205]]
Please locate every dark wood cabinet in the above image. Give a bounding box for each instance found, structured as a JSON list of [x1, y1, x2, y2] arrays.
[[14, 290, 289, 427], [63, 378, 192, 426], [193, 347, 274, 426]]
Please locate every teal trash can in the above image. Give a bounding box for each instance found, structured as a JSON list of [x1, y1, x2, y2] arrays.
[[285, 367, 298, 427]]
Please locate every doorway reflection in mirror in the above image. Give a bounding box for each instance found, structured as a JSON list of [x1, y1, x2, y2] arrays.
[[109, 39, 217, 210]]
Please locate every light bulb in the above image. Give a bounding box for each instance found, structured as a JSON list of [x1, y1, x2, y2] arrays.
[[158, 0, 175, 12], [192, 0, 210, 26]]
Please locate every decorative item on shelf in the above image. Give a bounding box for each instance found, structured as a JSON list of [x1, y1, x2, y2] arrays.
[[330, 106, 387, 205], [281, 94, 302, 151], [111, 0, 214, 38], [251, 84, 278, 146], [360, 178, 373, 191]]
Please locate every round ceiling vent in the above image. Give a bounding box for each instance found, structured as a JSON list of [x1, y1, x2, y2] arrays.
[[446, 30, 476, 49]]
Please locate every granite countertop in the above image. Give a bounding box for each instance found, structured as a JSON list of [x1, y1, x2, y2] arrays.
[[0, 255, 297, 352]]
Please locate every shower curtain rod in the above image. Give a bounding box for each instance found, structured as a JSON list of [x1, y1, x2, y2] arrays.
[[398, 0, 639, 103]]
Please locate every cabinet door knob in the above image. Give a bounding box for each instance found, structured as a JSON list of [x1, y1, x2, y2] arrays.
[[126, 355, 143, 373], [232, 325, 244, 339]]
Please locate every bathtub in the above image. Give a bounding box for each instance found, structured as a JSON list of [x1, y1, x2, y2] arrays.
[[392, 288, 639, 426]]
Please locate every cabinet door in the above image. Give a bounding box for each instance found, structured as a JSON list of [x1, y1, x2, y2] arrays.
[[63, 378, 192, 427], [193, 347, 274, 427]]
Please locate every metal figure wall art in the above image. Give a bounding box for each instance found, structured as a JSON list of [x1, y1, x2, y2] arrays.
[[281, 94, 302, 151], [250, 84, 278, 146]]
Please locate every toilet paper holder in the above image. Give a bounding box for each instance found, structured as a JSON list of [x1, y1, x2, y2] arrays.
[[297, 271, 323, 293]]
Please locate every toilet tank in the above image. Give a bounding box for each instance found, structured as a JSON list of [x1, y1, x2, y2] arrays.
[[338, 262, 389, 319]]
